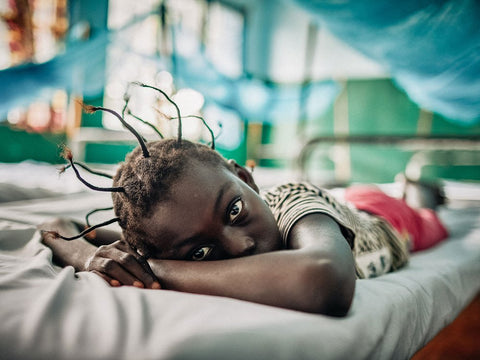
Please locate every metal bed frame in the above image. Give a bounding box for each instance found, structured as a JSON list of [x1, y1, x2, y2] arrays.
[[297, 134, 480, 184]]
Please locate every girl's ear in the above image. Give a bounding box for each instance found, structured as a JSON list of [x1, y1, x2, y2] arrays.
[[227, 159, 259, 193]]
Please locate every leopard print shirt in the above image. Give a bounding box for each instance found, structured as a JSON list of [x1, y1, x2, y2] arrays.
[[262, 182, 410, 278]]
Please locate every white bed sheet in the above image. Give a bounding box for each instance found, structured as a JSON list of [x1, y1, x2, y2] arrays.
[[0, 175, 479, 360]]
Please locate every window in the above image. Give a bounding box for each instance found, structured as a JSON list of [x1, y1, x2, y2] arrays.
[[103, 0, 245, 146]]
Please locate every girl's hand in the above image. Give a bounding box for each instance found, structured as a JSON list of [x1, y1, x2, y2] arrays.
[[85, 240, 161, 290]]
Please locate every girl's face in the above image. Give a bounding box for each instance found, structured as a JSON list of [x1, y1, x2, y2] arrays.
[[142, 160, 283, 261]]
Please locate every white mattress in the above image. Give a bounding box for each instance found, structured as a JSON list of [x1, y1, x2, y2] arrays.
[[0, 162, 479, 360]]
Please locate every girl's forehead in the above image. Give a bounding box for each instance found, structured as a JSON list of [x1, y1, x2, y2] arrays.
[[179, 161, 233, 186], [154, 163, 236, 216]]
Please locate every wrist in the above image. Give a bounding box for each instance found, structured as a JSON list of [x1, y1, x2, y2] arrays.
[[147, 259, 175, 288]]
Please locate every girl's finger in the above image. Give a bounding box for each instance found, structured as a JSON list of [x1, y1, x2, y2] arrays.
[[111, 249, 160, 289], [89, 257, 145, 288], [90, 270, 119, 287]]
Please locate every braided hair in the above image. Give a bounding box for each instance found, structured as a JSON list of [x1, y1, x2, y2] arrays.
[[45, 82, 227, 257]]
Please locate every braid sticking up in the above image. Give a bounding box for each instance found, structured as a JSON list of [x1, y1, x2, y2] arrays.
[[46, 82, 223, 256]]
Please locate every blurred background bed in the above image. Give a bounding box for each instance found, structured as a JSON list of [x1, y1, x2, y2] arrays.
[[1, 0, 479, 359]]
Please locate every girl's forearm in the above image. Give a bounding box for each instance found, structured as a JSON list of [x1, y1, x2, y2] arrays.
[[40, 219, 97, 271], [70, 220, 122, 247], [148, 249, 350, 314], [41, 218, 123, 271], [43, 234, 97, 271]]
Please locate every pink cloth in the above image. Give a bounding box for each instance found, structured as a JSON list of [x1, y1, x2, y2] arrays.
[[344, 186, 448, 252]]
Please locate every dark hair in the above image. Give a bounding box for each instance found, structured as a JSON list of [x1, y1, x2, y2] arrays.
[[112, 138, 230, 255], [47, 82, 224, 257]]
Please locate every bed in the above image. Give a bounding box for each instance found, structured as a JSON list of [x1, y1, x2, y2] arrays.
[[0, 161, 479, 360]]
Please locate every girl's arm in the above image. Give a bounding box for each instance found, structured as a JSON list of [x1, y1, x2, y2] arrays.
[[40, 218, 98, 271], [40, 218, 159, 288], [40, 218, 121, 247], [148, 213, 355, 315], [43, 214, 356, 315]]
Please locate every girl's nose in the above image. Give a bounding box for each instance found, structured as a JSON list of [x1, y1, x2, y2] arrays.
[[221, 230, 256, 258]]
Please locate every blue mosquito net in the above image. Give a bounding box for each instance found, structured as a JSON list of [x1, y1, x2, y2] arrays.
[[1, 0, 479, 126], [292, 0, 480, 125]]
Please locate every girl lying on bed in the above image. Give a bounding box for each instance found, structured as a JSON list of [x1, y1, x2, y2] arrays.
[[40, 85, 448, 316]]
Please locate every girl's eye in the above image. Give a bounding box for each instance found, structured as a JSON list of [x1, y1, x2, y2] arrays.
[[229, 199, 243, 223], [191, 246, 213, 261]]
